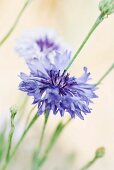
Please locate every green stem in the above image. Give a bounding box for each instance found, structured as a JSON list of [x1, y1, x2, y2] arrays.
[[25, 105, 37, 127], [0, 0, 33, 46], [1, 113, 38, 170], [80, 156, 97, 170], [11, 113, 38, 159], [17, 96, 29, 124], [79, 147, 105, 170], [35, 118, 71, 170], [66, 13, 104, 70], [32, 112, 49, 170], [1, 108, 17, 170], [6, 117, 15, 161], [96, 63, 114, 86], [38, 112, 49, 153], [6, 107, 17, 162], [0, 127, 6, 163]]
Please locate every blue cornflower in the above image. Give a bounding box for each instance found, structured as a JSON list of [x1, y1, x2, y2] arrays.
[[19, 50, 97, 119]]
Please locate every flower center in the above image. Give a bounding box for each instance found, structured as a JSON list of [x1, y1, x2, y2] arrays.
[[40, 70, 77, 96], [36, 36, 59, 52]]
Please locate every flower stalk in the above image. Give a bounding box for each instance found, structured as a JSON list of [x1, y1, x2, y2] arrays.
[[80, 147, 105, 170], [10, 113, 38, 159], [0, 0, 33, 47], [6, 107, 17, 161], [1, 107, 17, 170], [96, 63, 114, 86], [66, 14, 104, 70], [1, 112, 38, 170], [32, 111, 49, 170], [25, 105, 37, 127], [33, 118, 71, 170]]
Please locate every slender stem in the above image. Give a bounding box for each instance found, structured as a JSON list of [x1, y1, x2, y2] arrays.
[[17, 96, 29, 124], [1, 108, 17, 170], [25, 105, 37, 127], [66, 14, 104, 70], [11, 113, 38, 159], [0, 0, 33, 46], [0, 127, 6, 163], [39, 112, 49, 152], [35, 118, 72, 170], [6, 117, 15, 161], [6, 109, 17, 161], [96, 63, 114, 86], [79, 147, 105, 170], [80, 156, 97, 170], [32, 112, 49, 170], [1, 112, 38, 170]]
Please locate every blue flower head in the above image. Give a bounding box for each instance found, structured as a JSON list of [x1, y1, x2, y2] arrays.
[[17, 29, 97, 119]]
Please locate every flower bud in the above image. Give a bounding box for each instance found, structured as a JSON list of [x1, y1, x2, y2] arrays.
[[10, 106, 17, 119], [95, 147, 105, 158], [99, 0, 114, 16]]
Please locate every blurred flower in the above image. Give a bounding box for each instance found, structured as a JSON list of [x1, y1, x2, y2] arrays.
[[19, 49, 97, 119], [15, 28, 70, 63], [99, 0, 114, 16]]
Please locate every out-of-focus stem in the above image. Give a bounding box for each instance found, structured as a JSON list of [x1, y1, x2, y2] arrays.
[[34, 118, 71, 170], [38, 112, 49, 154], [6, 107, 17, 161], [10, 113, 38, 159], [32, 112, 49, 170], [1, 107, 17, 170], [17, 96, 29, 124], [80, 147, 105, 170], [25, 105, 37, 127], [96, 63, 114, 86], [1, 112, 38, 170], [0, 0, 33, 46], [80, 156, 97, 170]]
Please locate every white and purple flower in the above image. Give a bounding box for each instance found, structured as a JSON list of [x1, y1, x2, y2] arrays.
[[16, 28, 70, 62]]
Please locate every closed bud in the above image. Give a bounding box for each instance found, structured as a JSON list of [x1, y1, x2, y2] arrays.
[[10, 106, 17, 119], [99, 0, 114, 16], [95, 147, 105, 158]]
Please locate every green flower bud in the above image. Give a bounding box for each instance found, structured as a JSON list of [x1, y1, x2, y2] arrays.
[[95, 147, 105, 158], [10, 106, 17, 119], [99, 0, 114, 16]]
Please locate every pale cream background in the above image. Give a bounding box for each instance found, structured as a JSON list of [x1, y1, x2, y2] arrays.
[[0, 0, 114, 170]]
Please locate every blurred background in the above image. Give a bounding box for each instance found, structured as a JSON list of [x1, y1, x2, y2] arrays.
[[0, 0, 114, 169]]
